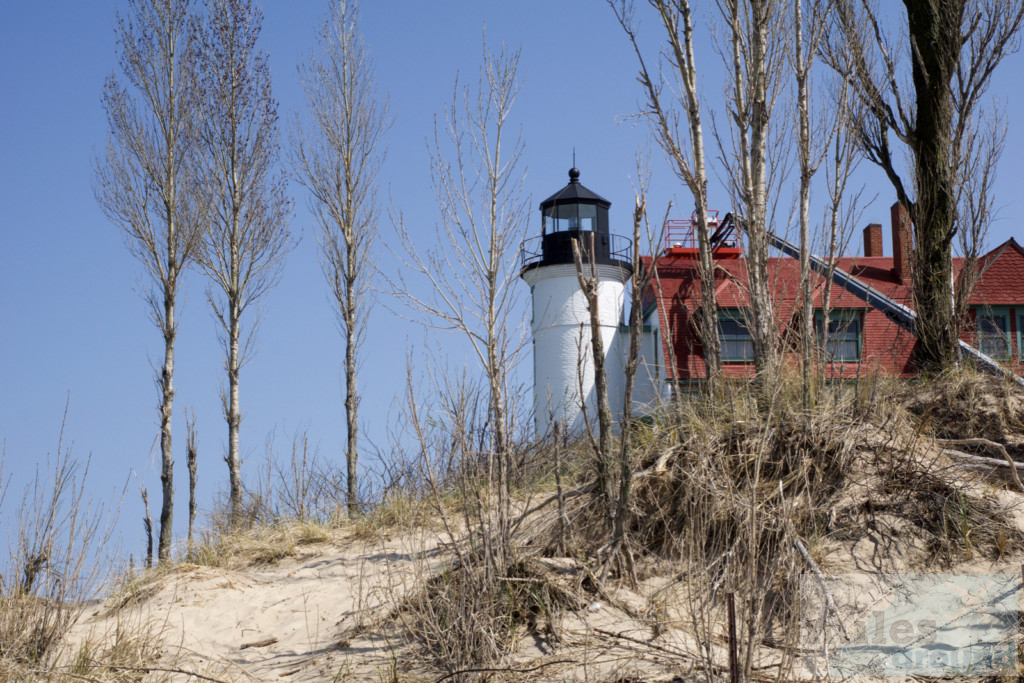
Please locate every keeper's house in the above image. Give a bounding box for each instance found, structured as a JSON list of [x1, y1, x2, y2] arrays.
[[642, 202, 1024, 386], [521, 168, 1024, 435]]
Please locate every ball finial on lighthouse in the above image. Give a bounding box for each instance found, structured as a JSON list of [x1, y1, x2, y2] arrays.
[[568, 167, 580, 182]]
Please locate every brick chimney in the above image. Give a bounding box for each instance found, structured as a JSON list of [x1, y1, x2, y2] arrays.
[[863, 223, 883, 257], [891, 202, 912, 282]]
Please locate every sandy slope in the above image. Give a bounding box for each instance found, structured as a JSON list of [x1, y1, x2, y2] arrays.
[[68, 528, 444, 681], [63, 450, 1024, 682], [66, 525, 704, 682]]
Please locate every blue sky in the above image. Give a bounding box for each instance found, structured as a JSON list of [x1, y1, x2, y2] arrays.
[[1, 1, 1022, 561]]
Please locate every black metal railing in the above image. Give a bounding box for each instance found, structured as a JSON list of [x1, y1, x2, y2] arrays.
[[520, 233, 633, 271]]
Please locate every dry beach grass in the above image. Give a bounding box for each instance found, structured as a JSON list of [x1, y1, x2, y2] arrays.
[[7, 367, 1024, 681]]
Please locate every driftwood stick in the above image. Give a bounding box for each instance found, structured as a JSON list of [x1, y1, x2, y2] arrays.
[[938, 437, 1024, 494], [779, 482, 849, 642], [512, 483, 596, 532], [239, 636, 278, 649], [52, 665, 230, 683], [434, 659, 576, 682], [793, 537, 849, 642], [593, 627, 697, 661]]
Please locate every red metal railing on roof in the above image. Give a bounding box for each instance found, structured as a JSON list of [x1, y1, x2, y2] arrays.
[[661, 211, 742, 259]]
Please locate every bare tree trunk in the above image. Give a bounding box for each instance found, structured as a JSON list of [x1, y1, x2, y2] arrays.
[[140, 486, 153, 570], [905, 0, 959, 369], [227, 303, 242, 522], [795, 0, 814, 408], [96, 0, 205, 564], [345, 302, 359, 515], [186, 408, 198, 558], [791, 0, 836, 405], [159, 297, 175, 559], [487, 305, 510, 560], [552, 421, 567, 554], [484, 118, 511, 556], [609, 185, 656, 582], [733, 0, 777, 376], [572, 235, 615, 514]]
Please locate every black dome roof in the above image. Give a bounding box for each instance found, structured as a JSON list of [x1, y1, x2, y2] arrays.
[[539, 168, 610, 210]]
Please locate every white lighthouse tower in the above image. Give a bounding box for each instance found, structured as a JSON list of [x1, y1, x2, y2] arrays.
[[521, 168, 633, 437]]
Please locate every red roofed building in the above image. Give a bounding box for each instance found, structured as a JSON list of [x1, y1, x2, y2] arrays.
[[964, 237, 1024, 364], [521, 169, 1024, 433], [637, 202, 1024, 392]]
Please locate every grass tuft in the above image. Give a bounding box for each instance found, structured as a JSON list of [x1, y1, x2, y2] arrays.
[[191, 520, 331, 569]]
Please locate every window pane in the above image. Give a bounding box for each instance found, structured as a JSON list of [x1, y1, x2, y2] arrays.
[[979, 315, 1006, 336], [718, 318, 749, 337], [543, 204, 597, 232], [827, 338, 859, 360], [981, 336, 1007, 358], [827, 318, 858, 338], [545, 205, 573, 232], [718, 314, 753, 360], [577, 204, 596, 231], [979, 314, 1008, 358], [722, 338, 753, 360], [816, 313, 860, 361]]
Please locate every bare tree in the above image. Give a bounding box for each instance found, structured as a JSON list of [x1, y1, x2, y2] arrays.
[[611, 0, 722, 384], [952, 109, 1005, 330], [611, 167, 658, 580], [817, 84, 865, 389], [716, 0, 789, 377], [292, 0, 389, 519], [567, 158, 657, 582], [571, 235, 616, 510], [194, 0, 292, 523], [96, 0, 204, 562], [391, 40, 527, 572], [793, 0, 814, 404], [786, 0, 865, 403], [826, 0, 1024, 369], [140, 484, 153, 569]]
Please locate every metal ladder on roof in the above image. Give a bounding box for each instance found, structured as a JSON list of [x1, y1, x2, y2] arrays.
[[723, 212, 1024, 388]]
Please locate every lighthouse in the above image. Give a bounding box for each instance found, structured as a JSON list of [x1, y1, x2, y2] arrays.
[[520, 168, 633, 437]]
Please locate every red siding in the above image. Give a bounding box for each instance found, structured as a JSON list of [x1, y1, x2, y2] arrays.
[[644, 238, 1024, 381]]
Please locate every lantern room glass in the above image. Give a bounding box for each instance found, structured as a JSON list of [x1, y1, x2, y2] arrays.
[[542, 203, 607, 234]]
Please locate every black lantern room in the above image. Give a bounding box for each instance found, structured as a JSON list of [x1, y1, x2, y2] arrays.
[[520, 167, 632, 274]]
